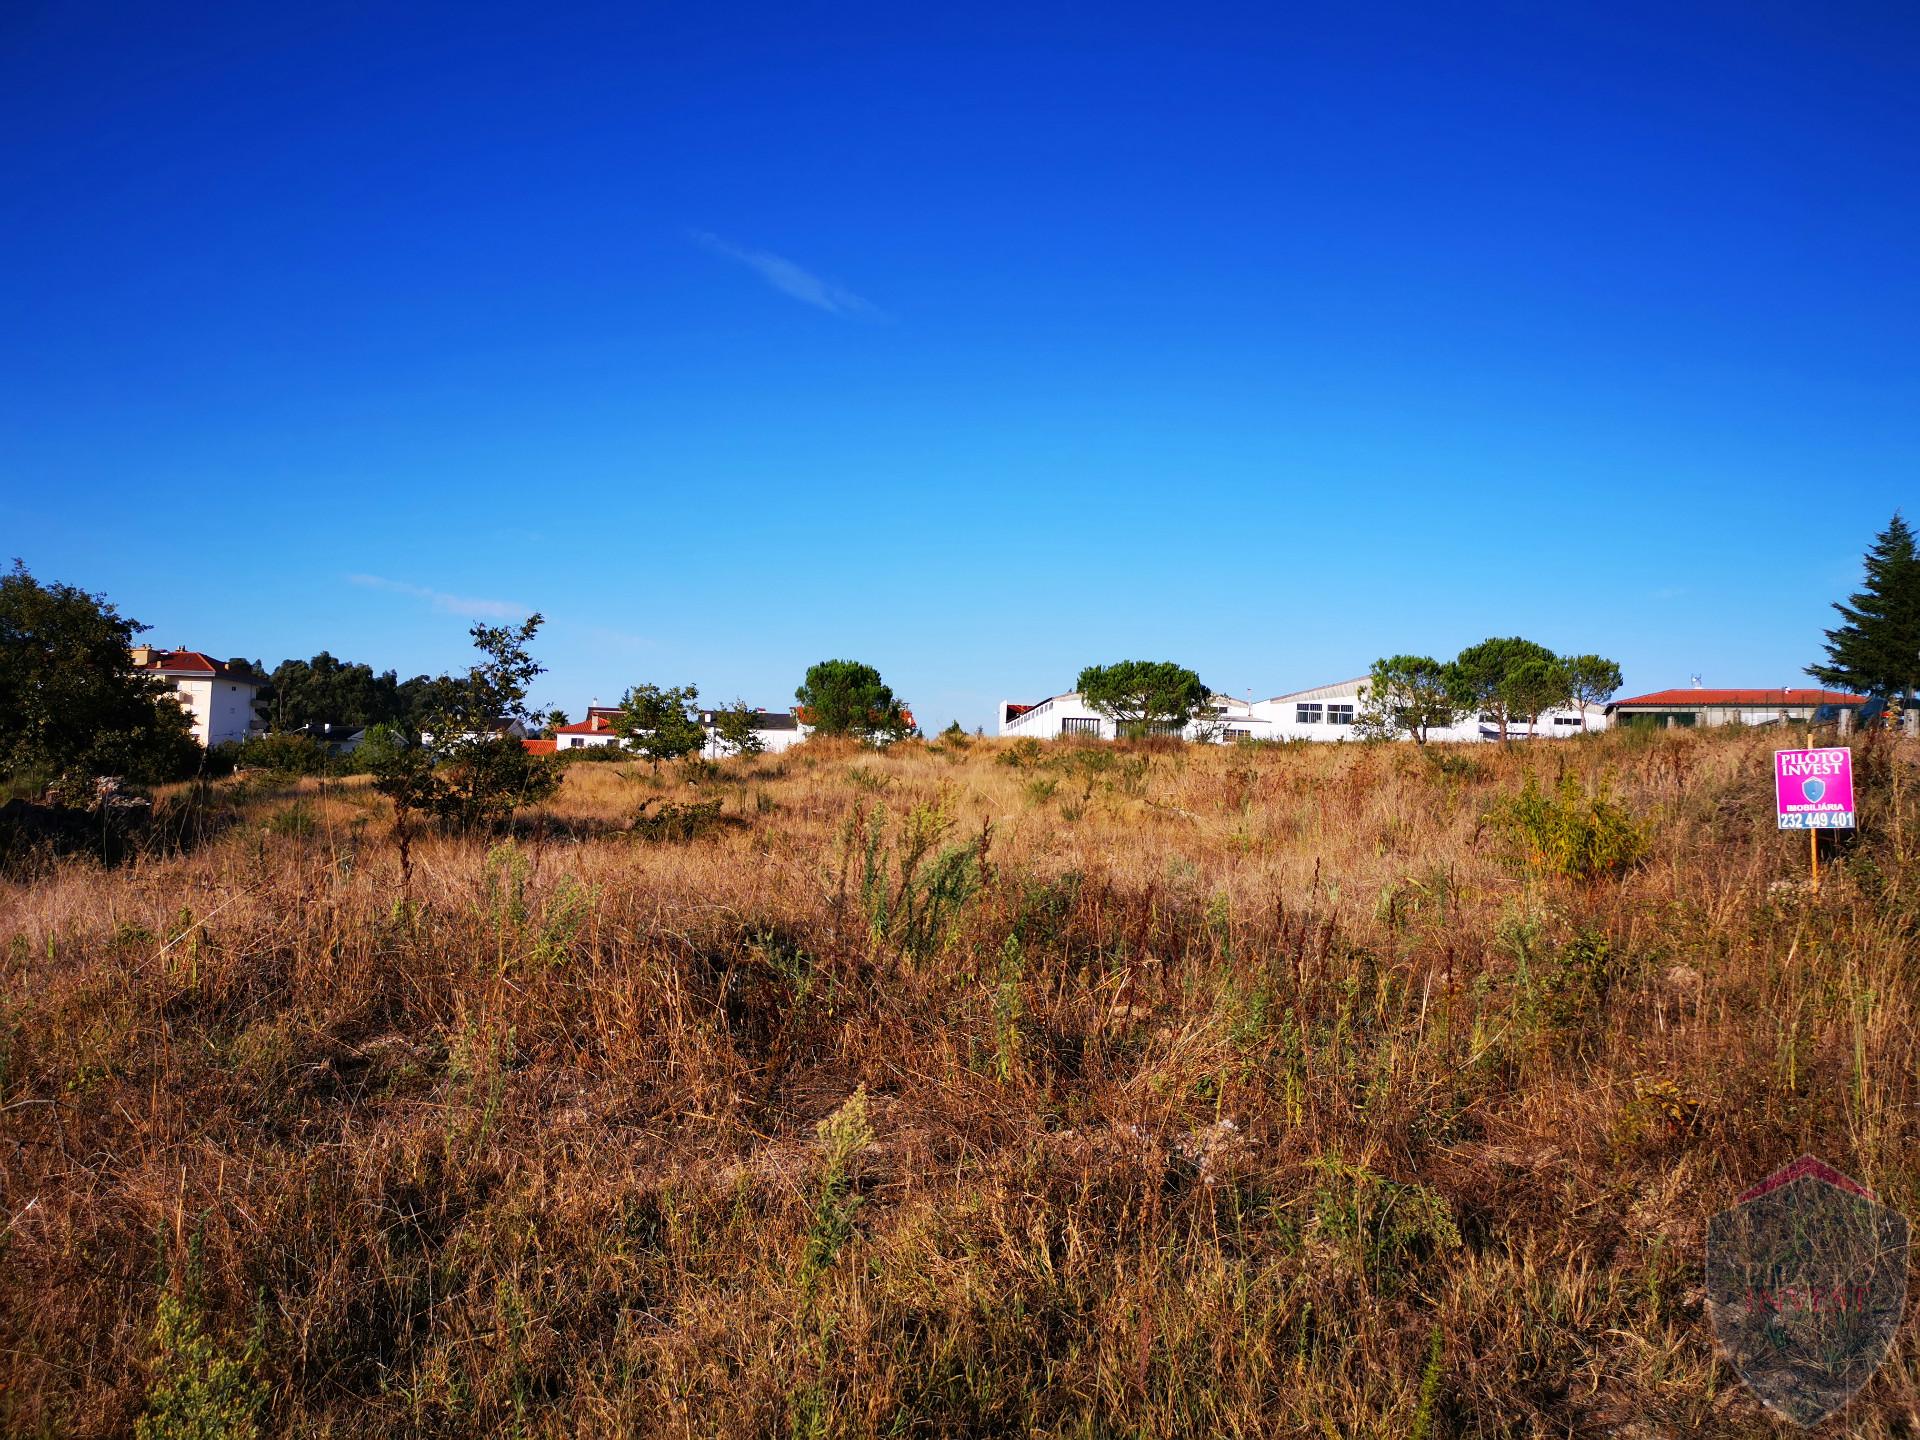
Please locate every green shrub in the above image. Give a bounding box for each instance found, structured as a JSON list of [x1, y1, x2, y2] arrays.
[[1489, 772, 1646, 880], [1541, 928, 1625, 1033], [554, 742, 633, 765], [266, 802, 315, 838], [631, 798, 724, 842], [376, 735, 558, 832], [852, 799, 983, 960], [997, 737, 1044, 769], [799, 1087, 873, 1296], [340, 723, 408, 775], [233, 733, 330, 777], [136, 1281, 266, 1440], [1306, 1156, 1462, 1292]]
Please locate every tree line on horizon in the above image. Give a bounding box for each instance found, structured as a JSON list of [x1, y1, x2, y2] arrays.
[[0, 559, 926, 829], [2, 511, 1916, 817]]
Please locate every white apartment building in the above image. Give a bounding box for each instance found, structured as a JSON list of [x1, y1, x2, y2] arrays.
[[130, 646, 266, 747]]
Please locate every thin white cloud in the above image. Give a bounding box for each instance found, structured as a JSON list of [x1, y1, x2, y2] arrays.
[[583, 624, 657, 653], [347, 574, 526, 619], [690, 230, 885, 319]]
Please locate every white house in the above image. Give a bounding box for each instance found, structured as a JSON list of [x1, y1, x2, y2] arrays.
[[130, 646, 265, 748], [697, 706, 809, 757], [998, 692, 1276, 743], [551, 706, 626, 749], [550, 705, 812, 756], [1253, 678, 1607, 742], [419, 718, 531, 747]]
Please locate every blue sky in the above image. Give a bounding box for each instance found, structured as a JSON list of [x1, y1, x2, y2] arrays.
[[3, 2, 1916, 731]]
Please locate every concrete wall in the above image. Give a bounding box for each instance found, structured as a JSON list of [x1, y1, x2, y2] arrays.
[[167, 677, 261, 747]]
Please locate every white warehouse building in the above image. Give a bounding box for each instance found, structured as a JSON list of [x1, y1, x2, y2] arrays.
[[1257, 678, 1607, 741], [999, 692, 1276, 743], [999, 679, 1606, 743]]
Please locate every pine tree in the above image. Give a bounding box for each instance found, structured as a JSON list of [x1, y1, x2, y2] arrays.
[[1808, 514, 1920, 702]]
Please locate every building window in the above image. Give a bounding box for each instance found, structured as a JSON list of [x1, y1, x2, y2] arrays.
[[1222, 727, 1250, 741], [1327, 704, 1354, 725], [1061, 716, 1101, 736], [1553, 715, 1580, 726], [1624, 711, 1696, 729], [1296, 703, 1323, 724]]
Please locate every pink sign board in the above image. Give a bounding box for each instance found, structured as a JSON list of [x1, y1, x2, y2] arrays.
[[1775, 748, 1855, 830]]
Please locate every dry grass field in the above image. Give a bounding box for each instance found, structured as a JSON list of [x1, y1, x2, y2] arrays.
[[3, 726, 1918, 1436]]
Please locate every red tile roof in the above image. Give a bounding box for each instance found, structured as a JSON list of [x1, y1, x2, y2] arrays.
[[134, 648, 266, 685], [1611, 688, 1862, 708], [521, 738, 557, 756], [552, 708, 622, 735]]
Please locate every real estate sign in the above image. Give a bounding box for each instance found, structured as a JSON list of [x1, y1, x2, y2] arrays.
[[1775, 747, 1855, 830]]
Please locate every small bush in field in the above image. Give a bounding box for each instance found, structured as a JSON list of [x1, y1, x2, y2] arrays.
[[1306, 1155, 1462, 1292], [553, 743, 630, 765], [1541, 928, 1625, 1033], [234, 733, 330, 777], [800, 1087, 873, 1296], [997, 737, 1043, 769], [851, 799, 983, 960], [265, 802, 315, 838], [631, 797, 724, 842], [136, 1271, 265, 1440], [1490, 772, 1646, 880]]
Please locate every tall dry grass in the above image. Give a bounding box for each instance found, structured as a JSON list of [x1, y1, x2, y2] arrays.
[[2, 726, 1918, 1436]]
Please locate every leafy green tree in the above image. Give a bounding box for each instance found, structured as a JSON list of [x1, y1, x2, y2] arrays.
[[1561, 654, 1623, 729], [1808, 513, 1920, 704], [1451, 637, 1559, 742], [796, 660, 907, 740], [350, 722, 409, 774], [1503, 656, 1572, 734], [395, 673, 458, 736], [709, 699, 767, 758], [1075, 660, 1209, 737], [614, 683, 706, 769], [1356, 655, 1464, 743], [372, 614, 557, 830], [0, 561, 200, 783], [264, 651, 401, 732]]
